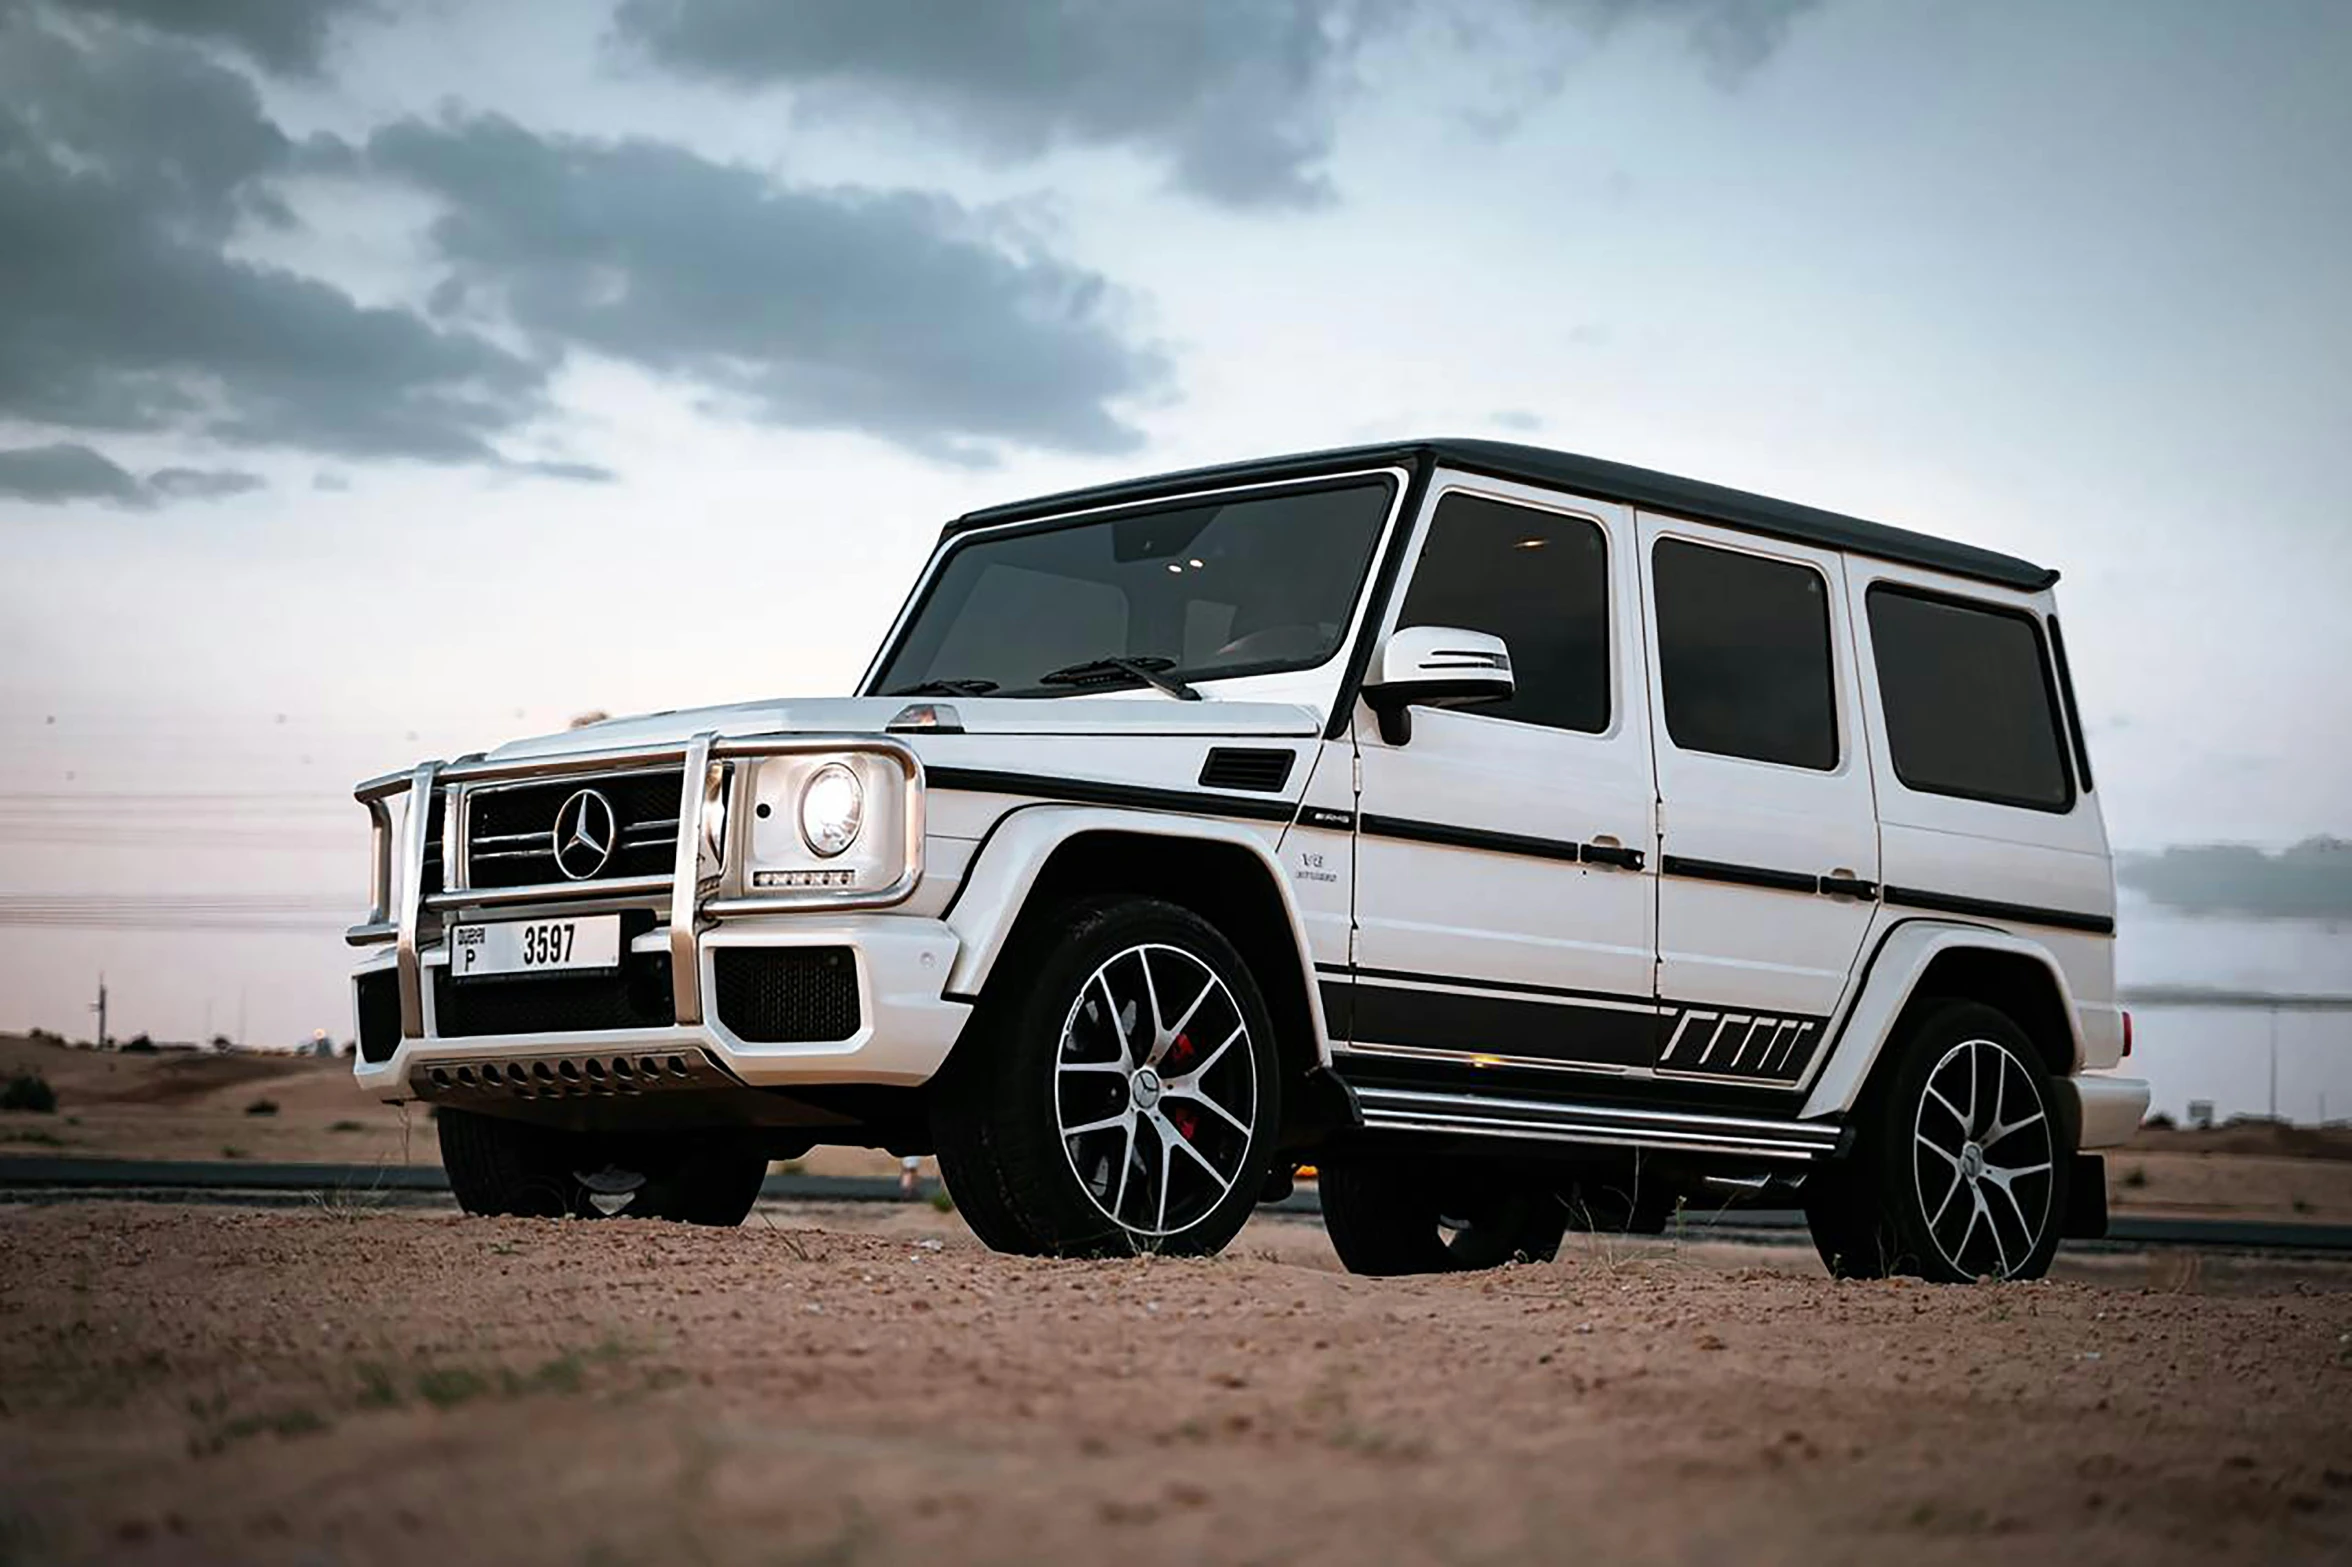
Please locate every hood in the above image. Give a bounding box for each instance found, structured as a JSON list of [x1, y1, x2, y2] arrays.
[[487, 693, 1323, 761]]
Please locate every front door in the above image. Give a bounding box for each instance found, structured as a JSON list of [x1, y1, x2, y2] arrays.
[[1342, 477, 1658, 1077], [1635, 514, 1880, 1088]]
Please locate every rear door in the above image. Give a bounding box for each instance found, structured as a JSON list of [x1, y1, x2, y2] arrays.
[[1636, 515, 1879, 1086]]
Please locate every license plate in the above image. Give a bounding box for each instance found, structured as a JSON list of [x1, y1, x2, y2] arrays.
[[450, 916, 621, 979]]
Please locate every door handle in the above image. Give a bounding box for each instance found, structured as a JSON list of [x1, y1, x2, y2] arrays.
[[1582, 840, 1646, 871], [1817, 872, 1879, 900]]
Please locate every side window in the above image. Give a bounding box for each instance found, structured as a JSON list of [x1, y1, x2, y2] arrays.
[[1394, 494, 1610, 733], [1652, 538, 1838, 770], [1868, 586, 2074, 811]]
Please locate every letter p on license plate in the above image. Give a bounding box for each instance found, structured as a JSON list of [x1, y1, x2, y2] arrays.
[[450, 916, 622, 979]]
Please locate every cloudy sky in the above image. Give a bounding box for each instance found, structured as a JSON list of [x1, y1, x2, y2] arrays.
[[2, 0, 2349, 1049]]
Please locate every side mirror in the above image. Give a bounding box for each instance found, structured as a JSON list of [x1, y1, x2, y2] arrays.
[[1361, 625, 1514, 745]]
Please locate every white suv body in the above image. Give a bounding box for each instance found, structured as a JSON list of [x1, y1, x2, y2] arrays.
[[349, 440, 2146, 1279]]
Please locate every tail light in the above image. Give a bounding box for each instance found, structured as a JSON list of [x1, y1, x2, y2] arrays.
[[2121, 1009, 2133, 1059]]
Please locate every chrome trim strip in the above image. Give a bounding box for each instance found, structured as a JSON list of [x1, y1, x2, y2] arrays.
[[423, 875, 670, 912], [345, 920, 395, 947], [395, 761, 442, 1039], [1354, 1085, 1839, 1161], [671, 732, 716, 1026]]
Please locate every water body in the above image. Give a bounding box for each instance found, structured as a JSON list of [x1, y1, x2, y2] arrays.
[[2113, 893, 2352, 1124]]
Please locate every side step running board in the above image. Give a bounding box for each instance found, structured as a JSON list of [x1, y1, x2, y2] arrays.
[[1354, 1086, 1844, 1162]]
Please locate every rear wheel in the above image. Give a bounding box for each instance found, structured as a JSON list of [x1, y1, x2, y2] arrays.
[[437, 1108, 768, 1225], [1320, 1157, 1568, 1275], [1804, 1000, 2068, 1282], [930, 897, 1282, 1258]]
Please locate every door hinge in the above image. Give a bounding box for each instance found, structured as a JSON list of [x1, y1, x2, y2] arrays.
[[1351, 749, 1363, 795]]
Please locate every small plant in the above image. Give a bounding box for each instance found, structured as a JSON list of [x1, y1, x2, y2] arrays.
[[415, 1367, 489, 1409], [220, 1145, 249, 1160], [0, 1128, 67, 1147], [1, 1071, 58, 1113], [244, 1098, 280, 1117], [2120, 1166, 2149, 1189], [354, 1363, 402, 1409], [328, 1119, 367, 1133], [928, 1187, 956, 1213]]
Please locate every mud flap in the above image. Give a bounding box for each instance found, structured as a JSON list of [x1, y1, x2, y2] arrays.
[[2062, 1153, 2108, 1239]]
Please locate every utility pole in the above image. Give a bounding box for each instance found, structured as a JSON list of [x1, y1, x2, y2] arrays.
[[2267, 1007, 2279, 1122], [90, 973, 108, 1049]]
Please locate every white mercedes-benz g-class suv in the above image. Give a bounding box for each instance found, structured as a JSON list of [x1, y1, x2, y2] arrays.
[[348, 439, 2147, 1281]]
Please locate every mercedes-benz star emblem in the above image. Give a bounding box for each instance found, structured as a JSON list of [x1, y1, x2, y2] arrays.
[[551, 788, 617, 880]]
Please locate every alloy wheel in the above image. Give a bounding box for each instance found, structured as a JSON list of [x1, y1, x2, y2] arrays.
[[1910, 1036, 2056, 1278], [1053, 942, 1258, 1242]]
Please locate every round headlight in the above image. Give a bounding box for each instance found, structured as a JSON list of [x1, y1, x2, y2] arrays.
[[798, 763, 864, 858]]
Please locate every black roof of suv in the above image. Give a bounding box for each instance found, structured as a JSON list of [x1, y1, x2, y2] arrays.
[[950, 438, 2056, 592]]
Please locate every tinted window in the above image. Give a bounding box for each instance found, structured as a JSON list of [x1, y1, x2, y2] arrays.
[[1869, 587, 2073, 810], [873, 480, 1393, 697], [1652, 538, 1838, 769], [1393, 494, 1611, 732]]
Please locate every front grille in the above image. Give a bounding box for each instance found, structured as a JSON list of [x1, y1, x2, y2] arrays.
[[356, 970, 401, 1063], [433, 940, 677, 1038], [713, 948, 861, 1043], [464, 768, 681, 888]]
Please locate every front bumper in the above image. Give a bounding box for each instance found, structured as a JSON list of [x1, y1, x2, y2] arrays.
[[347, 732, 967, 1105], [351, 914, 970, 1100]]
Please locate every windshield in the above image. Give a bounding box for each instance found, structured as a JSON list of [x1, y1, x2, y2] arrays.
[[871, 478, 1396, 698]]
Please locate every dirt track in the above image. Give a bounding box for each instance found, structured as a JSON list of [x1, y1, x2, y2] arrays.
[[3, 1202, 2348, 1566]]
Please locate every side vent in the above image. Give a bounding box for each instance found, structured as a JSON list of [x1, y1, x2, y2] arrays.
[[1198, 747, 1296, 793]]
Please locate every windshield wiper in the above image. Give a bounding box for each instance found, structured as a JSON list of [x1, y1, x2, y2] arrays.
[[888, 678, 999, 697], [1037, 655, 1202, 702]]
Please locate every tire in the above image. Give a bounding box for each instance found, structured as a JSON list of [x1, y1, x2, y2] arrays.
[[1320, 1157, 1569, 1276], [1804, 999, 2070, 1283], [929, 896, 1282, 1258], [438, 1108, 768, 1226]]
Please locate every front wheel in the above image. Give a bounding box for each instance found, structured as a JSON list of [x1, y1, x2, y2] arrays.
[[930, 897, 1282, 1258], [1804, 1000, 2068, 1282], [438, 1108, 768, 1225]]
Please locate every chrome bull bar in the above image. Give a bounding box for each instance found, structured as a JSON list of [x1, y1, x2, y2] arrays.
[[351, 732, 924, 1043]]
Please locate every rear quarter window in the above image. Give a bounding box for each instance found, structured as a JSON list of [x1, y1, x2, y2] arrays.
[[1866, 585, 2074, 811]]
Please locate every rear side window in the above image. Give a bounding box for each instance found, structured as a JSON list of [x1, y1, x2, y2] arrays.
[[1867, 587, 2074, 811], [1395, 493, 1610, 733], [1651, 538, 1838, 769]]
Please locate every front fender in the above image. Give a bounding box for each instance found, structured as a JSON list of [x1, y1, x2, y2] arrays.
[[940, 805, 1333, 1067], [1801, 920, 2088, 1121]]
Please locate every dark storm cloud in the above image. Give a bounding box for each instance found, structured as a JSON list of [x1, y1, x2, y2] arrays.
[[147, 466, 268, 501], [0, 443, 150, 507], [364, 113, 1169, 461], [610, 0, 1822, 209], [0, 442, 265, 509], [613, 0, 1363, 209], [0, 5, 1163, 482], [0, 7, 551, 468], [58, 0, 378, 77]]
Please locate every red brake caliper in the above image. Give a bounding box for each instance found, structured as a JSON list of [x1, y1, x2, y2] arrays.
[[1164, 1033, 1198, 1140]]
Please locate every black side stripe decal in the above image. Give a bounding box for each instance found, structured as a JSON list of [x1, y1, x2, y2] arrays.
[[1357, 814, 1645, 871], [1660, 855, 1820, 895], [1324, 965, 1822, 1084], [1880, 886, 2115, 936], [926, 767, 1297, 824]]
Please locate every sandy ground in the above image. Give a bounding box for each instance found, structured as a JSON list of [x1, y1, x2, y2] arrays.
[[1, 1200, 2347, 1567], [9, 1033, 2352, 1222]]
